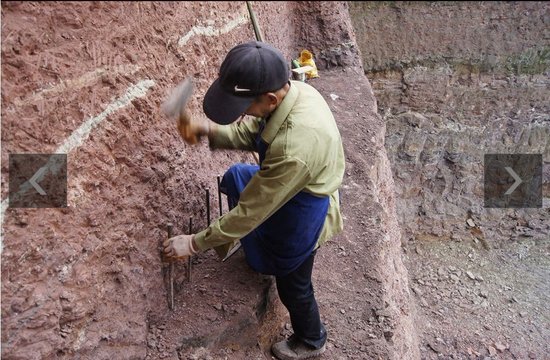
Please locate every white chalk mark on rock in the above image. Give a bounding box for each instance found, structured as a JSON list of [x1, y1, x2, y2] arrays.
[[178, 12, 249, 47], [55, 79, 155, 154], [11, 64, 141, 109], [0, 79, 156, 252]]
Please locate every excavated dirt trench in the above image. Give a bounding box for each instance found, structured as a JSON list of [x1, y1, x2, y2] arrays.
[[350, 2, 549, 359], [1, 2, 418, 359]]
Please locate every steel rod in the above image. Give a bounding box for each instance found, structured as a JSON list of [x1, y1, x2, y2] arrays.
[[167, 223, 174, 310], [217, 175, 223, 216], [206, 188, 211, 226], [187, 217, 193, 283]]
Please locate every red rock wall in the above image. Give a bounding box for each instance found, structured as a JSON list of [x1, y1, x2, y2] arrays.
[[1, 2, 417, 359], [1, 3, 259, 358]]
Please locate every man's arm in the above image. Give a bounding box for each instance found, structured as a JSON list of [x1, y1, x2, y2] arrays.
[[178, 110, 260, 151], [193, 155, 312, 250], [209, 117, 260, 151]]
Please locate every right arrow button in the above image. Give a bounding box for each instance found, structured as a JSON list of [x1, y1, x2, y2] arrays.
[[484, 154, 542, 208], [504, 166, 523, 195]]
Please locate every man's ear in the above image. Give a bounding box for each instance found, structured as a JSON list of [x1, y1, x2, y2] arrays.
[[266, 92, 279, 106]]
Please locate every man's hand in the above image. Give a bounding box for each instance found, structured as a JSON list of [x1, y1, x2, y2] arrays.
[[163, 234, 198, 260], [177, 108, 210, 145]]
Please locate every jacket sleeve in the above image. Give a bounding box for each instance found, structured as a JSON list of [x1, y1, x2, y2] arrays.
[[209, 117, 261, 151], [194, 155, 312, 250]]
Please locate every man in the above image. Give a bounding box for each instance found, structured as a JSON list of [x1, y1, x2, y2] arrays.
[[163, 41, 345, 360]]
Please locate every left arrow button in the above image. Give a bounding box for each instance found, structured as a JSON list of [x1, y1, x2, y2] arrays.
[[29, 166, 47, 195]]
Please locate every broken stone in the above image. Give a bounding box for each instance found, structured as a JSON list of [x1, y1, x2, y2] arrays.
[[451, 233, 462, 242], [147, 337, 157, 349], [411, 286, 423, 296], [488, 345, 497, 356], [466, 271, 476, 280], [375, 308, 392, 317], [494, 342, 507, 351], [213, 303, 222, 311], [340, 309, 346, 314], [427, 342, 443, 354], [101, 73, 116, 87], [467, 218, 476, 227]]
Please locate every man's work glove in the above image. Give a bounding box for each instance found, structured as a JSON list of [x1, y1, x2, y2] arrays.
[[177, 108, 210, 145], [163, 234, 198, 260]]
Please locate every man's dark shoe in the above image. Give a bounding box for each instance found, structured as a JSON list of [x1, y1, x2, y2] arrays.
[[272, 335, 326, 360]]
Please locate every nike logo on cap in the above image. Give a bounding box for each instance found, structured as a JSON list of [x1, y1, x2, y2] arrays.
[[234, 85, 252, 92]]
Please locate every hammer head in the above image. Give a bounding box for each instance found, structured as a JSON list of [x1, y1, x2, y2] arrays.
[[161, 77, 194, 119]]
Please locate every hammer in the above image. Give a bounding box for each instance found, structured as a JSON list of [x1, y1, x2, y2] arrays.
[[161, 77, 199, 144]]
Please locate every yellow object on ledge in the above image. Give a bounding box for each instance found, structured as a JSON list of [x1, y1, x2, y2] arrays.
[[298, 49, 319, 79]]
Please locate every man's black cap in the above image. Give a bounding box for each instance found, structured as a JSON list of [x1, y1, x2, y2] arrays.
[[203, 41, 290, 125]]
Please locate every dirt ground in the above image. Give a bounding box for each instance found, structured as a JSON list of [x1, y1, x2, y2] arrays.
[[405, 231, 549, 360]]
